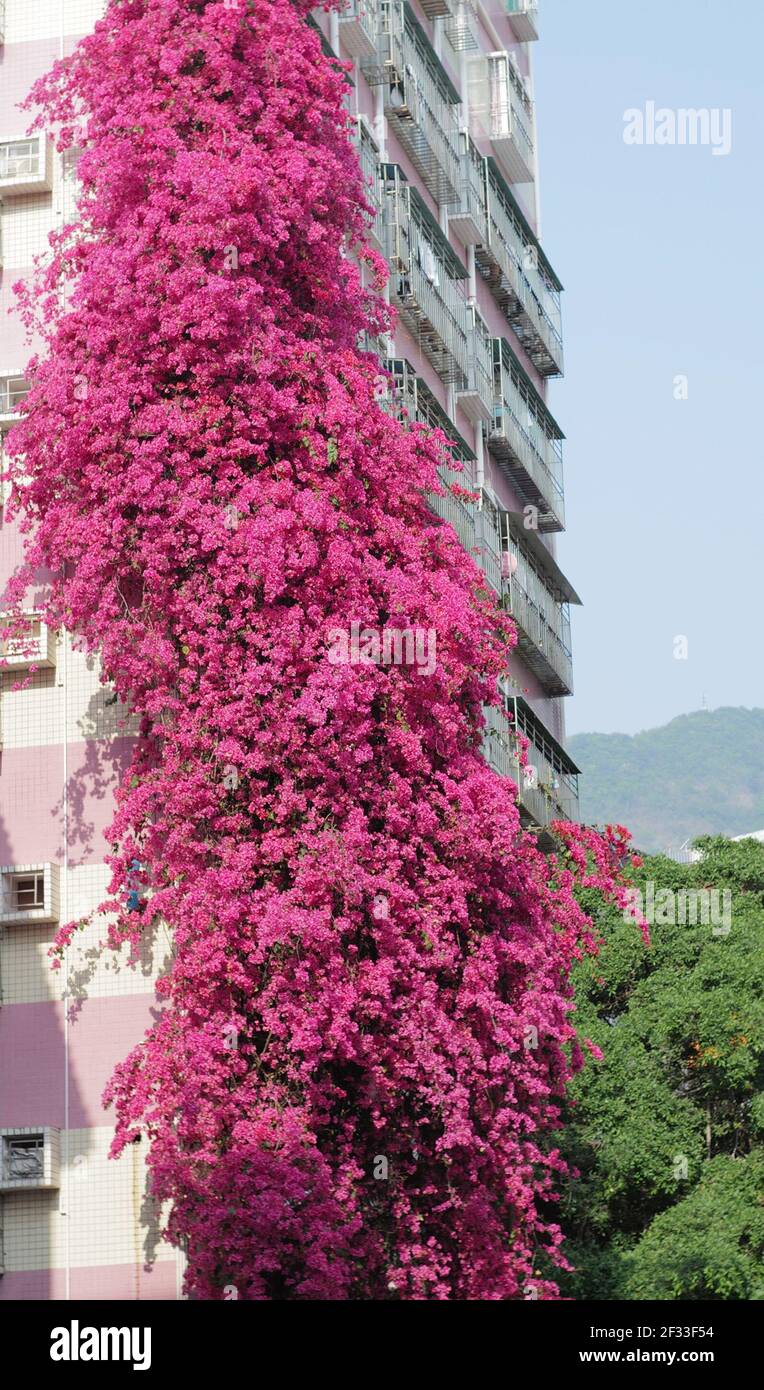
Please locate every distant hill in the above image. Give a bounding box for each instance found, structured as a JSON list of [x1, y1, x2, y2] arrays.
[[568, 707, 764, 854]]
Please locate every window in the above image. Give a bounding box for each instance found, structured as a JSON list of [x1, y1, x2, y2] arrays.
[[0, 864, 60, 925], [0, 612, 56, 669], [0, 1128, 60, 1191], [12, 872, 45, 910], [0, 376, 31, 417], [0, 138, 40, 180], [0, 134, 51, 195], [5, 1135, 44, 1182]]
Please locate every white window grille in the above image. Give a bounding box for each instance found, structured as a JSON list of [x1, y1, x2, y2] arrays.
[[0, 133, 52, 195], [0, 864, 60, 925]]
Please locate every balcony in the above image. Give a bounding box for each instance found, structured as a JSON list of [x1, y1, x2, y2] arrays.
[[362, 3, 462, 207], [500, 511, 580, 696], [476, 161, 564, 376], [448, 134, 489, 247], [381, 164, 471, 387], [488, 337, 565, 530], [382, 359, 478, 554], [0, 613, 56, 671], [457, 306, 493, 424], [483, 693, 580, 829], [468, 51, 534, 185], [0, 375, 30, 428], [506, 0, 539, 42], [352, 116, 385, 251], [0, 134, 52, 196], [418, 0, 453, 15], [471, 488, 504, 597], [339, 0, 380, 59], [514, 695, 580, 825], [445, 0, 480, 53]]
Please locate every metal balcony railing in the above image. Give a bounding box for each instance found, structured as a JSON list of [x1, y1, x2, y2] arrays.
[[484, 692, 580, 827], [476, 163, 564, 377], [500, 509, 579, 695], [482, 699, 520, 782], [362, 2, 462, 207], [352, 117, 385, 249], [418, 0, 453, 16], [488, 337, 565, 530], [457, 306, 493, 424], [448, 134, 489, 247], [513, 695, 580, 823], [381, 165, 471, 387], [471, 489, 504, 597], [505, 0, 539, 42], [338, 0, 380, 60], [430, 466, 477, 552], [504, 558, 573, 695], [381, 359, 478, 554]]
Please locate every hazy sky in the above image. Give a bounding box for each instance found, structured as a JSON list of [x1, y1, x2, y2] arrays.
[[532, 0, 764, 736]]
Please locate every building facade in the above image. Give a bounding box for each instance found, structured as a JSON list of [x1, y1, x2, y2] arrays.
[[0, 0, 579, 1299]]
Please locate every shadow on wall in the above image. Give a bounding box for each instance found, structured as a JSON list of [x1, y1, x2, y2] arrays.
[[0, 742, 177, 1299]]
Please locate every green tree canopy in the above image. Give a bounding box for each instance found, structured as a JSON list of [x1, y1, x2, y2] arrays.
[[555, 836, 764, 1300]]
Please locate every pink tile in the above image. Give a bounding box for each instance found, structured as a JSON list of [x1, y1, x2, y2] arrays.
[[0, 737, 136, 867], [0, 994, 160, 1129], [0, 1260, 178, 1301]]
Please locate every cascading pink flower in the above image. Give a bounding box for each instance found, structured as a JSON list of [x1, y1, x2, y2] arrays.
[[4, 0, 641, 1299]]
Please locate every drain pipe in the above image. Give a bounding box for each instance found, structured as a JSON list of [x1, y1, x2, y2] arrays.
[[475, 421, 485, 493]]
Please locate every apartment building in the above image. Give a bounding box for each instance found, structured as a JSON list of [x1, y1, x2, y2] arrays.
[[0, 0, 579, 1299]]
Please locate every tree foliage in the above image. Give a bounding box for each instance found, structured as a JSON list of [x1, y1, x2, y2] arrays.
[[557, 837, 764, 1299]]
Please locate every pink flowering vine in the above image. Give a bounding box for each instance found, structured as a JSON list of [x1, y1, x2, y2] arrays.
[[5, 0, 641, 1299]]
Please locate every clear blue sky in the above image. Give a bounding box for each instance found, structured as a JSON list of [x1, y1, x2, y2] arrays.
[[533, 0, 764, 736]]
